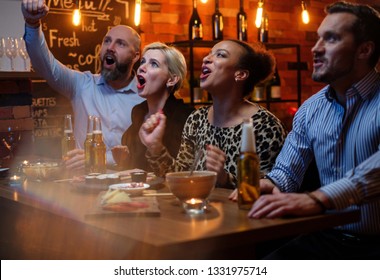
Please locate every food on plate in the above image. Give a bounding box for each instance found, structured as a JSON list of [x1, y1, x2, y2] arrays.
[[81, 173, 121, 185], [101, 189, 149, 212], [106, 174, 121, 184], [101, 189, 131, 205], [102, 201, 149, 212], [108, 182, 149, 196]]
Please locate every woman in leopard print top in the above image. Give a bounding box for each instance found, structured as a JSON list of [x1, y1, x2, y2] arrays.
[[140, 40, 286, 188]]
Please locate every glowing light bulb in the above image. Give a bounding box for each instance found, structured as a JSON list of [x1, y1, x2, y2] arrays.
[[134, 0, 142, 26], [200, 0, 208, 3], [301, 1, 310, 24], [72, 9, 81, 26], [255, 1, 264, 28]]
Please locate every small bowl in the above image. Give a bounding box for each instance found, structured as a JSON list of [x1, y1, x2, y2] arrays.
[[131, 171, 147, 183], [165, 171, 217, 203], [22, 161, 61, 181], [108, 182, 149, 196]]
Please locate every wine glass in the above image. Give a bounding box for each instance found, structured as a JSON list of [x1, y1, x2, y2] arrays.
[[5, 37, 18, 71], [18, 37, 29, 71], [0, 37, 5, 70]]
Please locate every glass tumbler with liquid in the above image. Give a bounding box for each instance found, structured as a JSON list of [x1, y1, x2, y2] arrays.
[[61, 114, 76, 160], [237, 119, 260, 210]]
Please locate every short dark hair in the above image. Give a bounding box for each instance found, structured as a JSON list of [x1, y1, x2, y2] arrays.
[[326, 1, 380, 68], [227, 40, 275, 97]]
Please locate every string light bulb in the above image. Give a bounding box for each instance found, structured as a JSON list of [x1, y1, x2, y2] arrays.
[[255, 0, 264, 28], [72, 0, 81, 26], [301, 1, 310, 24], [134, 0, 142, 26]]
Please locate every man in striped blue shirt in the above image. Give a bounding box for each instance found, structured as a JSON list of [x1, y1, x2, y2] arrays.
[[247, 2, 380, 259]]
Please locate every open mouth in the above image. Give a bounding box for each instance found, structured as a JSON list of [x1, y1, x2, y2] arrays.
[[137, 75, 146, 89], [313, 57, 324, 68], [200, 66, 211, 80], [105, 54, 115, 65]]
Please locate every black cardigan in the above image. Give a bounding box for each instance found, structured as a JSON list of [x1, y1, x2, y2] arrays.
[[121, 95, 194, 171]]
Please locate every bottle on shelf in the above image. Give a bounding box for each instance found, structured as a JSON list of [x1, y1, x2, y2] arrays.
[[251, 81, 266, 102], [237, 118, 260, 210], [61, 114, 76, 161], [84, 115, 94, 174], [267, 66, 281, 100], [259, 14, 269, 43], [91, 116, 106, 174], [189, 0, 203, 40], [212, 0, 223, 40], [237, 0, 248, 41]]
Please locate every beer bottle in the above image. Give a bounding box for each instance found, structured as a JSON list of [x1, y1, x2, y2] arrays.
[[61, 114, 76, 160], [84, 115, 94, 174], [91, 116, 106, 173], [237, 118, 260, 210]]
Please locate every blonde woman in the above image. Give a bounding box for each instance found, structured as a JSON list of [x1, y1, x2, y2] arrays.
[[112, 42, 194, 171]]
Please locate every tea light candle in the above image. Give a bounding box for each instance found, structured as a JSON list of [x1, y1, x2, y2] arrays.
[[186, 198, 203, 205], [183, 198, 206, 215], [9, 175, 22, 187]]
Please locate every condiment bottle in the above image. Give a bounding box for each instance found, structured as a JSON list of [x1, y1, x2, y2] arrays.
[[237, 118, 260, 210]]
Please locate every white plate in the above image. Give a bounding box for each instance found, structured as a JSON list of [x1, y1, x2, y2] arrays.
[[108, 182, 150, 195]]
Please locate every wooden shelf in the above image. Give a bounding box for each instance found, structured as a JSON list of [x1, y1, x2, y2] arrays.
[[0, 71, 40, 79]]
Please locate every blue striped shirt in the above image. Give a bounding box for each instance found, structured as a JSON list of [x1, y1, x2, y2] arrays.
[[268, 70, 380, 234]]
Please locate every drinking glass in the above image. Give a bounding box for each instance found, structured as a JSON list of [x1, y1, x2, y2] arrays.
[[0, 37, 5, 70], [5, 37, 18, 71], [18, 37, 29, 71]]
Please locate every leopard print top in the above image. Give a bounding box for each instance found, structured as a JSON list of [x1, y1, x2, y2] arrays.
[[147, 105, 287, 189]]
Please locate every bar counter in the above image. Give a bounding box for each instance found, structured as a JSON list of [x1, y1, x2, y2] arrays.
[[0, 177, 360, 259]]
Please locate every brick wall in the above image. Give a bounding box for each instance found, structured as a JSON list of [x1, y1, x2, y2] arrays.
[[138, 0, 379, 105]]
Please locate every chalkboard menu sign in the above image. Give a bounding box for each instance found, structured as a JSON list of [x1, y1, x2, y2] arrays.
[[42, 0, 135, 73], [32, 80, 73, 159]]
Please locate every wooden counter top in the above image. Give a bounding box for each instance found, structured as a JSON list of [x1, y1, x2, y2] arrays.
[[0, 178, 360, 259]]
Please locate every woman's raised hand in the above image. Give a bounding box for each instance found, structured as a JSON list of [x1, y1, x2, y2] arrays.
[[139, 111, 167, 156]]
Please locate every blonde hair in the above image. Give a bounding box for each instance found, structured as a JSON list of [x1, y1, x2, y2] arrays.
[[142, 42, 187, 93]]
